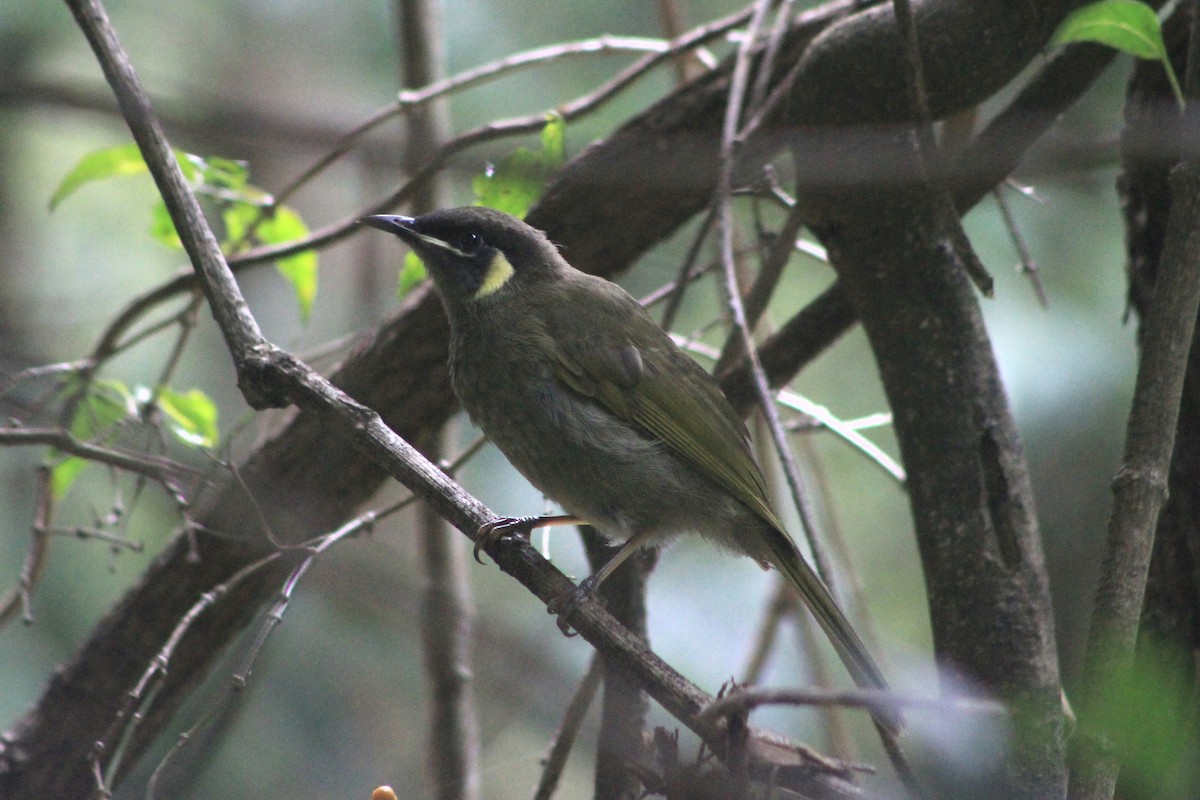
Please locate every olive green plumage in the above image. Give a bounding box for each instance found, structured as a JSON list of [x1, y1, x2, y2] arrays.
[[363, 207, 896, 729]]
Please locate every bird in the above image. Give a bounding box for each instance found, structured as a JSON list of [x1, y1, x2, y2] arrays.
[[361, 206, 899, 732]]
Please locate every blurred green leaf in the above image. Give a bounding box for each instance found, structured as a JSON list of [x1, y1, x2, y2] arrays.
[[539, 111, 565, 163], [1088, 655, 1200, 797], [50, 144, 198, 210], [1052, 1, 1164, 59], [397, 251, 428, 299], [50, 456, 88, 501], [200, 157, 250, 191], [259, 206, 317, 320], [221, 200, 259, 248], [50, 378, 135, 498], [69, 379, 134, 440], [473, 112, 565, 218], [157, 387, 219, 448], [149, 200, 184, 249]]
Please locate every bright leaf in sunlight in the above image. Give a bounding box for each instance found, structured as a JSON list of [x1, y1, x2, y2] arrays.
[[49, 144, 197, 211], [1052, 0, 1164, 59], [224, 201, 317, 320], [472, 111, 565, 218], [257, 206, 318, 321], [156, 387, 219, 448], [49, 378, 135, 499], [1052, 1, 1183, 107], [52, 145, 317, 320]]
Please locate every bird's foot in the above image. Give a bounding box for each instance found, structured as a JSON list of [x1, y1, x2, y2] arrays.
[[473, 516, 538, 564], [548, 575, 598, 636]]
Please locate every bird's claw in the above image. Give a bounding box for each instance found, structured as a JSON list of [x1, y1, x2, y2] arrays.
[[547, 575, 598, 637], [473, 516, 537, 564]]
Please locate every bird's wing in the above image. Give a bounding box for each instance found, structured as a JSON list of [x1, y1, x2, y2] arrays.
[[545, 277, 902, 731], [544, 277, 784, 532]]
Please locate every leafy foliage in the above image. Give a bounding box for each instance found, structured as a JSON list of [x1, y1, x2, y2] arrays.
[[51, 146, 318, 320], [156, 387, 219, 449], [50, 378, 136, 499], [48, 378, 219, 498], [472, 111, 565, 218]]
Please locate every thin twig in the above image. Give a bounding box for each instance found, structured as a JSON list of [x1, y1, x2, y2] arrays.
[[276, 35, 674, 208], [701, 686, 1007, 724], [715, 0, 840, 594], [41, 526, 144, 551], [532, 654, 603, 800], [0, 468, 54, 628], [740, 582, 796, 685], [658, 206, 718, 332], [721, 1, 916, 789], [102, 505, 397, 796], [993, 186, 1048, 308], [0, 426, 198, 481], [0, 361, 90, 400], [677, 337, 905, 484]]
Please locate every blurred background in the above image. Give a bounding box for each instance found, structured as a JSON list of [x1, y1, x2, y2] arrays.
[[0, 1, 1138, 797]]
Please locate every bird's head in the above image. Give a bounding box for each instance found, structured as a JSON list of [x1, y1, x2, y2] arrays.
[[361, 207, 564, 315]]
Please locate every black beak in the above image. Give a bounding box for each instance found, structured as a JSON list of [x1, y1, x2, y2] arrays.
[[360, 214, 418, 240]]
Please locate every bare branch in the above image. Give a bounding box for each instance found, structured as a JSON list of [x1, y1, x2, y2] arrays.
[[0, 426, 198, 482], [533, 655, 603, 800], [1069, 119, 1200, 800]]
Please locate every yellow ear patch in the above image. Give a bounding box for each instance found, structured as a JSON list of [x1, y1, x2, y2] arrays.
[[474, 252, 515, 298]]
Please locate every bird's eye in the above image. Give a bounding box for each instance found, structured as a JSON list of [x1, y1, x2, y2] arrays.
[[455, 231, 483, 254]]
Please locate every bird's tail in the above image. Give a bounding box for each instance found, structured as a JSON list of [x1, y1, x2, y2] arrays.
[[762, 526, 904, 735]]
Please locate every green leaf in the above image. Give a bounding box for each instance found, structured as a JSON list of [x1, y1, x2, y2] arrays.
[[473, 112, 565, 218], [50, 379, 135, 498], [50, 144, 198, 210], [50, 457, 89, 500], [1087, 656, 1197, 791], [149, 200, 184, 249], [221, 200, 260, 249], [70, 379, 135, 439], [259, 206, 317, 320], [157, 387, 219, 448], [200, 157, 249, 191], [50, 143, 148, 211], [1052, 0, 1165, 60], [538, 110, 565, 163], [397, 251, 428, 299]]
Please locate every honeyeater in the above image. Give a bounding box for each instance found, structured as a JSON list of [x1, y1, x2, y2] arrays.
[[362, 206, 898, 731]]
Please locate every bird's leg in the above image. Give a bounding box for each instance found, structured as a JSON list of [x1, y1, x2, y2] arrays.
[[549, 529, 656, 634], [473, 514, 581, 564]]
